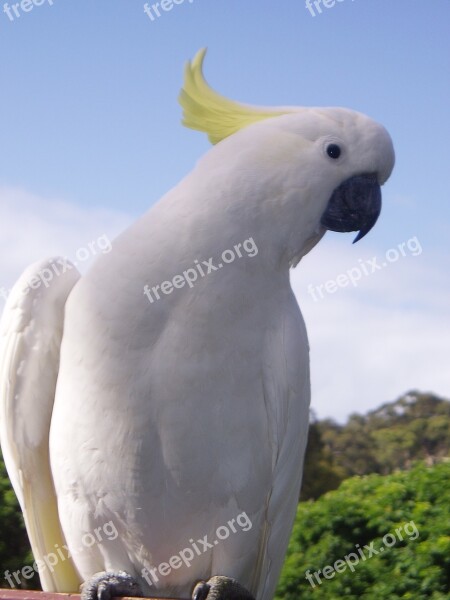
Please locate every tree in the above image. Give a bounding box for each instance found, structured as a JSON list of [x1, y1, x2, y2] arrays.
[[300, 418, 346, 501], [0, 449, 38, 589], [317, 391, 450, 479], [276, 462, 450, 599]]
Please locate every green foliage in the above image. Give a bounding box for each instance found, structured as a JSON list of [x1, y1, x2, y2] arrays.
[[300, 420, 346, 501], [0, 448, 38, 589], [322, 391, 450, 476], [301, 391, 450, 500], [276, 461, 450, 599]]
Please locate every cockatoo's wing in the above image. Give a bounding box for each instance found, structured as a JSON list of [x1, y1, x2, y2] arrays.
[[253, 292, 311, 600], [0, 258, 81, 592]]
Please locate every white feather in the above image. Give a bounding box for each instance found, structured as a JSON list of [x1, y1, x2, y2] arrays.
[[0, 259, 81, 591]]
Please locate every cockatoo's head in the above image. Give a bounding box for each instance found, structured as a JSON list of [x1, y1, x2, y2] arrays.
[[179, 49, 395, 264]]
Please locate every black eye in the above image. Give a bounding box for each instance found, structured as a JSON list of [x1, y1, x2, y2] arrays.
[[326, 144, 341, 159]]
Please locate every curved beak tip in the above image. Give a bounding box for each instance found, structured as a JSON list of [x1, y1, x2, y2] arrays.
[[320, 174, 382, 244], [353, 230, 365, 244]]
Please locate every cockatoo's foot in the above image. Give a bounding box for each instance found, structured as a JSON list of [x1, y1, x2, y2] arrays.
[[192, 576, 255, 600], [81, 571, 144, 600]]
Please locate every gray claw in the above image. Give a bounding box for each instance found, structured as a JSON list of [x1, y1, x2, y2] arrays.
[[81, 571, 144, 600], [192, 576, 255, 600]]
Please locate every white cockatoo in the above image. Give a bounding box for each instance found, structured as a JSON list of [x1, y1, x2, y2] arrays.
[[0, 49, 394, 600]]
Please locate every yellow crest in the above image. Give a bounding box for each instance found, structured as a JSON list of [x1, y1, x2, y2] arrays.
[[179, 49, 288, 145]]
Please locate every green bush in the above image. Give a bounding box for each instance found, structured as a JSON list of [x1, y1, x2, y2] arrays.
[[276, 461, 450, 599], [0, 450, 38, 589]]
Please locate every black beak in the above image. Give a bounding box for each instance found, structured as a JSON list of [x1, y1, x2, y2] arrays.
[[320, 174, 382, 243]]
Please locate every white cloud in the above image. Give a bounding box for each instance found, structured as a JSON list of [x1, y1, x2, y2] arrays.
[[291, 235, 450, 422], [0, 186, 133, 301]]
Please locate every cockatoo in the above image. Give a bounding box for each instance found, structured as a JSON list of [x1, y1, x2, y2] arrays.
[[0, 49, 394, 600]]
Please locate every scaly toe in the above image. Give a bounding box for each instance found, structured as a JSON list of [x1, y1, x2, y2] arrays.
[[192, 576, 255, 600], [81, 570, 143, 600]]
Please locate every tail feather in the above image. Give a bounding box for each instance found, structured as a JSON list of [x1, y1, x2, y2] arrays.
[[0, 258, 82, 591]]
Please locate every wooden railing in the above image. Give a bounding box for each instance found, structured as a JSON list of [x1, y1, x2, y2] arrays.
[[0, 591, 189, 600]]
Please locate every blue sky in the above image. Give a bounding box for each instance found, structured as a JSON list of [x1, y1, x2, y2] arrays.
[[1, 0, 449, 420]]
